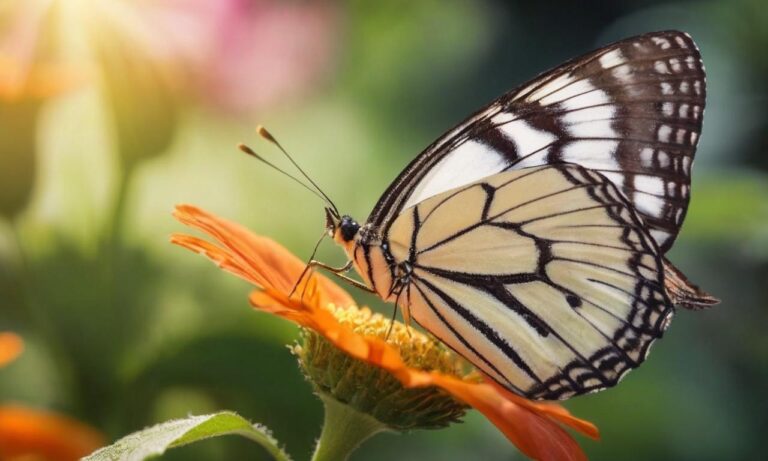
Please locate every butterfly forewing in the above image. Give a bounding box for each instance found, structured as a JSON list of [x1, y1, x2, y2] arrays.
[[368, 30, 705, 252]]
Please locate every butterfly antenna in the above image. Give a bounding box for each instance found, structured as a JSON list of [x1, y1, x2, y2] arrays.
[[238, 143, 330, 205], [256, 126, 340, 216]]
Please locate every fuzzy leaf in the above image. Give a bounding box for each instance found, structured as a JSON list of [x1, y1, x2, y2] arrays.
[[83, 411, 291, 461]]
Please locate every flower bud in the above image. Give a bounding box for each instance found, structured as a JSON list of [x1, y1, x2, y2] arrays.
[[89, 14, 180, 170], [0, 99, 38, 220]]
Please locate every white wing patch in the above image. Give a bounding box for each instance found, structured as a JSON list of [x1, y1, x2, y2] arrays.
[[561, 102, 615, 124], [634, 191, 666, 218], [561, 141, 620, 169], [598, 49, 627, 68], [635, 175, 665, 195], [403, 140, 508, 210], [497, 117, 557, 157]]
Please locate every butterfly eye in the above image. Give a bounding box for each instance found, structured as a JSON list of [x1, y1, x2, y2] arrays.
[[339, 216, 360, 242]]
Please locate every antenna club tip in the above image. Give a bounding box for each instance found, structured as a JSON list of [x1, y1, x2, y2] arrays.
[[237, 143, 255, 155], [256, 125, 277, 143]]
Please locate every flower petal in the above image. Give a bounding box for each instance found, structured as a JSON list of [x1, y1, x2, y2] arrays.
[[249, 290, 391, 362], [482, 379, 599, 439], [427, 375, 594, 461], [171, 204, 353, 308], [0, 404, 105, 461], [0, 332, 23, 368]]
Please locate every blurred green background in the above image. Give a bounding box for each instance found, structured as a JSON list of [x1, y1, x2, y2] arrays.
[[1, 0, 766, 460]]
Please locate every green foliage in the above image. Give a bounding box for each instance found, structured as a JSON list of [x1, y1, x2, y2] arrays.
[[684, 174, 768, 248], [83, 412, 291, 461], [2, 1, 767, 460]]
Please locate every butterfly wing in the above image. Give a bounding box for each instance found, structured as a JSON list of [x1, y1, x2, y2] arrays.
[[384, 165, 673, 400], [368, 30, 705, 253]]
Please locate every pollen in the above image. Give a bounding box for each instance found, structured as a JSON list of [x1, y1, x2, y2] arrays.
[[294, 305, 471, 431]]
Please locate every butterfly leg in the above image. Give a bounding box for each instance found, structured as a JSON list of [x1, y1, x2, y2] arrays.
[[402, 283, 413, 331], [387, 263, 413, 333], [385, 288, 403, 340], [308, 259, 377, 294]]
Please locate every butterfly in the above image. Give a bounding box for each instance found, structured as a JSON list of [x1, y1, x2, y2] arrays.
[[248, 30, 719, 401]]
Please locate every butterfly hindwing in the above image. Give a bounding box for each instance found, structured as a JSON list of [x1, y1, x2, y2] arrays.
[[384, 165, 674, 400], [368, 31, 705, 253]]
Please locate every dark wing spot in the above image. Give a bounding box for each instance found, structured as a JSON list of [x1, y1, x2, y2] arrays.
[[566, 294, 582, 308]]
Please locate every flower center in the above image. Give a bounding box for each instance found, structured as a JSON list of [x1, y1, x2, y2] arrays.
[[294, 305, 471, 431]]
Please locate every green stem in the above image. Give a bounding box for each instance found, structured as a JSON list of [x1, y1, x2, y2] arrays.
[[107, 162, 134, 252], [311, 394, 388, 461], [102, 162, 136, 435]]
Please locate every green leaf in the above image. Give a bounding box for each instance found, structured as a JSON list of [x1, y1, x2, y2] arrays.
[[83, 411, 292, 461]]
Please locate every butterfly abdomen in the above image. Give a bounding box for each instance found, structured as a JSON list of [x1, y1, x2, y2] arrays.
[[663, 258, 720, 309]]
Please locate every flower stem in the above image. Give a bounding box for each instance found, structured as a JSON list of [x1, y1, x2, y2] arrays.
[[106, 162, 134, 254], [311, 393, 388, 461]]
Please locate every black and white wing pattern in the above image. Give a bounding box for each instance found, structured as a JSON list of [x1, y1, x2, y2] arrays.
[[383, 165, 674, 400], [368, 30, 706, 253]]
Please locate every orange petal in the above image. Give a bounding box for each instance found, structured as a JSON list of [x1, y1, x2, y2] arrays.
[[0, 404, 105, 461], [249, 290, 385, 361], [171, 204, 353, 308], [0, 332, 23, 368], [427, 375, 594, 461], [483, 379, 600, 440]]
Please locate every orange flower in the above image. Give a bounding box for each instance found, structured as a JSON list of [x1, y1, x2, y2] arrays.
[[1, 336, 105, 461], [0, 332, 24, 367], [0, 405, 105, 461], [171, 204, 599, 461]]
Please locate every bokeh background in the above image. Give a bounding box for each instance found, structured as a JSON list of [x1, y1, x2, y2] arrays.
[[1, 0, 766, 460]]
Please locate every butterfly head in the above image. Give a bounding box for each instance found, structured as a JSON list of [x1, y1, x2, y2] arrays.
[[325, 207, 360, 244]]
